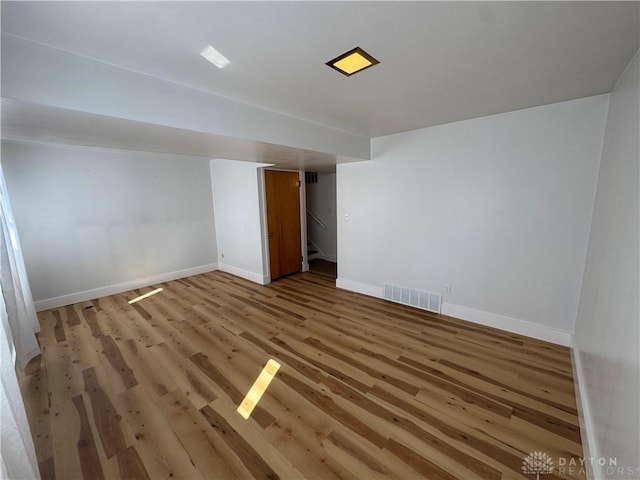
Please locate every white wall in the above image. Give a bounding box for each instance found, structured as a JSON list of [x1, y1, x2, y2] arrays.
[[306, 173, 337, 262], [337, 95, 610, 344], [0, 291, 39, 479], [574, 51, 639, 476], [210, 159, 271, 284], [2, 141, 218, 309]]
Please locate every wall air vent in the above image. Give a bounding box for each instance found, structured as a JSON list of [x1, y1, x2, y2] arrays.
[[305, 172, 318, 184], [383, 283, 442, 314]]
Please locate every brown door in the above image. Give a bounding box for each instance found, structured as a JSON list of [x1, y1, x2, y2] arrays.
[[265, 170, 302, 280]]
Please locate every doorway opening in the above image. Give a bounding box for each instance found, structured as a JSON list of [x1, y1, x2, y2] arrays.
[[305, 171, 337, 279]]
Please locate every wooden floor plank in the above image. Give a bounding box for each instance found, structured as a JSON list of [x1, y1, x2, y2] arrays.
[[71, 394, 105, 480], [50, 397, 83, 480], [18, 355, 53, 463], [201, 398, 306, 479], [20, 270, 585, 479], [114, 384, 205, 479], [146, 342, 218, 410], [159, 389, 254, 479]]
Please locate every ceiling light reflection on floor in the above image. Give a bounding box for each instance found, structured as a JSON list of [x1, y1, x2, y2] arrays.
[[128, 287, 163, 304], [237, 359, 281, 419]]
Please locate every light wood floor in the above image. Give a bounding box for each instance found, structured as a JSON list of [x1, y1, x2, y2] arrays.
[[19, 271, 584, 479]]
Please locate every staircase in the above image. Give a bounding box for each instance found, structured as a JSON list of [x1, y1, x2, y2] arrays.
[[306, 208, 326, 262], [307, 241, 320, 261]]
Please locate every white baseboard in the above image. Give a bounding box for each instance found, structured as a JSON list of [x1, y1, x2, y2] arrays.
[[570, 342, 599, 479], [442, 303, 572, 346], [34, 263, 219, 311], [323, 254, 337, 263], [335, 278, 572, 346], [336, 278, 383, 299], [218, 263, 269, 285]]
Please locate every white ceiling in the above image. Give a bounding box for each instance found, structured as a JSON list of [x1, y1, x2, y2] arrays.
[[2, 1, 638, 138], [1, 99, 344, 172]]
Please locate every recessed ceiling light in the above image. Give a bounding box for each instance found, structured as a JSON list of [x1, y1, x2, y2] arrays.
[[200, 45, 230, 69], [326, 47, 379, 76]]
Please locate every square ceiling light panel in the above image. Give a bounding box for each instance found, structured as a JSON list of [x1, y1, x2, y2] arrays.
[[326, 47, 379, 76], [200, 45, 230, 69]]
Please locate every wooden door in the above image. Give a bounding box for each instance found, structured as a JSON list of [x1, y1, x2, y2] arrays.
[[265, 170, 302, 280]]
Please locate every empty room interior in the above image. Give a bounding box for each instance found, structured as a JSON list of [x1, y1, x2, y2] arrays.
[[1, 2, 639, 479]]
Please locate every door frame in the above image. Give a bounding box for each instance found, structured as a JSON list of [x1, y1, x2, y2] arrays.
[[258, 167, 308, 284]]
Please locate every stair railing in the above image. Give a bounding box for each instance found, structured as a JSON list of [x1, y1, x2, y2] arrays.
[[306, 209, 328, 230]]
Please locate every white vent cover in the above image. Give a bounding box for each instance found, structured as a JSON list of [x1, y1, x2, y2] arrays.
[[383, 283, 442, 314]]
